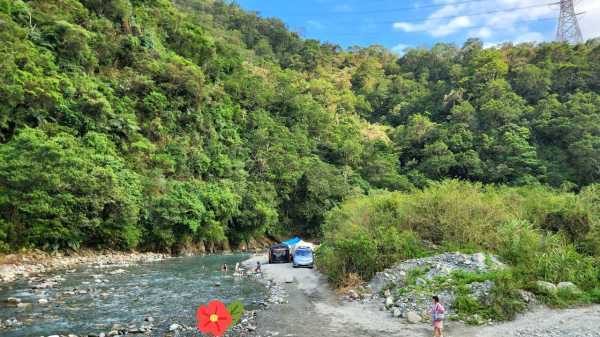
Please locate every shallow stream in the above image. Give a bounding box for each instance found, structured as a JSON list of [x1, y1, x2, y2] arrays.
[[0, 253, 267, 336]]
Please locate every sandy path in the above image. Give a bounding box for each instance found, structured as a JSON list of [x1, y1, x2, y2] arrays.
[[244, 256, 600, 337]]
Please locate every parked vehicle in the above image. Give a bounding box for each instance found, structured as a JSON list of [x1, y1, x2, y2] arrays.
[[268, 243, 292, 264], [292, 247, 314, 268]]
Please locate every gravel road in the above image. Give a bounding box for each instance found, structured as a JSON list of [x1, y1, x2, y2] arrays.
[[244, 256, 600, 337]]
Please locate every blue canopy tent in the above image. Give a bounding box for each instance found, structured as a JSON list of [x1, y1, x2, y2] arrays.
[[281, 237, 301, 246]]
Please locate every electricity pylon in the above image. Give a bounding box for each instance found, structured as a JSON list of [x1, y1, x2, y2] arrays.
[[556, 0, 583, 44]]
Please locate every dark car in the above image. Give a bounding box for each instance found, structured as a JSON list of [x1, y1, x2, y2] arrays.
[[293, 247, 314, 268]]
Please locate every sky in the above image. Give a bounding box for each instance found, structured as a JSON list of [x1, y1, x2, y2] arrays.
[[231, 0, 600, 53]]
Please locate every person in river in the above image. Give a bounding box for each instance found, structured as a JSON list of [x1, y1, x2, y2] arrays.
[[222, 263, 228, 272], [241, 245, 246, 253], [235, 262, 239, 273], [252, 261, 261, 273], [427, 295, 445, 337]]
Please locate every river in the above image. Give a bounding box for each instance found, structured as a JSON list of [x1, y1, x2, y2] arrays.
[[0, 253, 268, 336]]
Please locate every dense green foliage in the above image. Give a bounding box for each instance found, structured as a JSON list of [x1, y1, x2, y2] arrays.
[[0, 0, 599, 253], [317, 181, 600, 316]]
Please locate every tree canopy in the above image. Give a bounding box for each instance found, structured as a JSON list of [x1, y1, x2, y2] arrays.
[[1, 0, 599, 252]]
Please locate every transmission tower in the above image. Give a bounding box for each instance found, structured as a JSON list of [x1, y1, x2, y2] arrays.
[[556, 0, 583, 44]]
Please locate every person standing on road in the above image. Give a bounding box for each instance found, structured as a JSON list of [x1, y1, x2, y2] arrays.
[[428, 295, 445, 337]]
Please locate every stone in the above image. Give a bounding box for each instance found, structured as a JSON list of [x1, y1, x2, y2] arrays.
[[247, 324, 256, 331], [472, 253, 486, 263], [215, 282, 221, 287], [169, 324, 181, 331], [407, 312, 422, 324], [379, 306, 386, 311], [106, 331, 119, 337], [398, 271, 407, 277], [385, 296, 393, 306], [349, 290, 359, 299], [38, 299, 48, 304], [416, 278, 427, 287], [359, 293, 371, 300], [0, 270, 16, 280], [6, 297, 21, 303], [285, 275, 293, 283], [383, 289, 391, 297], [536, 281, 557, 293], [87, 333, 99, 337], [393, 308, 401, 317], [17, 303, 30, 308], [557, 282, 580, 293], [145, 316, 154, 322]]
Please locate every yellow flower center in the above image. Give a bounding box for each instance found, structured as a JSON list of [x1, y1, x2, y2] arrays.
[[209, 314, 219, 322]]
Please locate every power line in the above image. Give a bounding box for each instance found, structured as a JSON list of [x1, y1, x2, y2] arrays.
[[322, 2, 560, 25], [313, 5, 600, 36], [234, 0, 484, 8], [314, 17, 560, 35], [239, 0, 491, 15], [234, 0, 402, 6]]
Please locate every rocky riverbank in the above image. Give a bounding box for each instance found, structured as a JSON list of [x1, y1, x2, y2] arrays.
[[0, 249, 171, 284]]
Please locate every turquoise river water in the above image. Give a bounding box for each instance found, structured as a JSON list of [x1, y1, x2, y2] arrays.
[[0, 253, 267, 336]]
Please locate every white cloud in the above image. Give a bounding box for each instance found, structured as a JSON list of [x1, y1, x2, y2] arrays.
[[392, 44, 411, 55], [392, 0, 557, 42], [333, 4, 352, 12], [577, 2, 600, 40], [308, 21, 324, 29]]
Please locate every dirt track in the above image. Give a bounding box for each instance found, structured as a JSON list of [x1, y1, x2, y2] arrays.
[[244, 256, 600, 337]]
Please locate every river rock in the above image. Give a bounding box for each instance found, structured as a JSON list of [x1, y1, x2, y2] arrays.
[[17, 303, 30, 308], [407, 312, 422, 323], [383, 289, 391, 297], [385, 296, 393, 306], [6, 297, 21, 303], [557, 282, 580, 293], [106, 331, 119, 337], [215, 282, 221, 287], [145, 316, 154, 322], [247, 324, 256, 331], [536, 281, 557, 293], [393, 308, 401, 317], [472, 253, 486, 263], [416, 278, 427, 287], [169, 324, 181, 331], [0, 270, 16, 281], [38, 298, 48, 304]]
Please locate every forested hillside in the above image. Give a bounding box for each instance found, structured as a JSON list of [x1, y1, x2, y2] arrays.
[[1, 0, 599, 253]]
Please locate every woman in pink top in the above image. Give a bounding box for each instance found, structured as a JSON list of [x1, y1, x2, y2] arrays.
[[428, 295, 445, 337]]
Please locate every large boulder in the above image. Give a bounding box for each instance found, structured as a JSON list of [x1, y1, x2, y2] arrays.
[[536, 281, 557, 293], [472, 253, 486, 263], [407, 312, 422, 324], [557, 282, 580, 293]]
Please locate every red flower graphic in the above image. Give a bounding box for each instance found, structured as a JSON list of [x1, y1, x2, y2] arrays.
[[197, 301, 233, 336]]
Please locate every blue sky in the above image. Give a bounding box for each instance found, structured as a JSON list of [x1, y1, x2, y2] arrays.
[[232, 0, 600, 53]]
